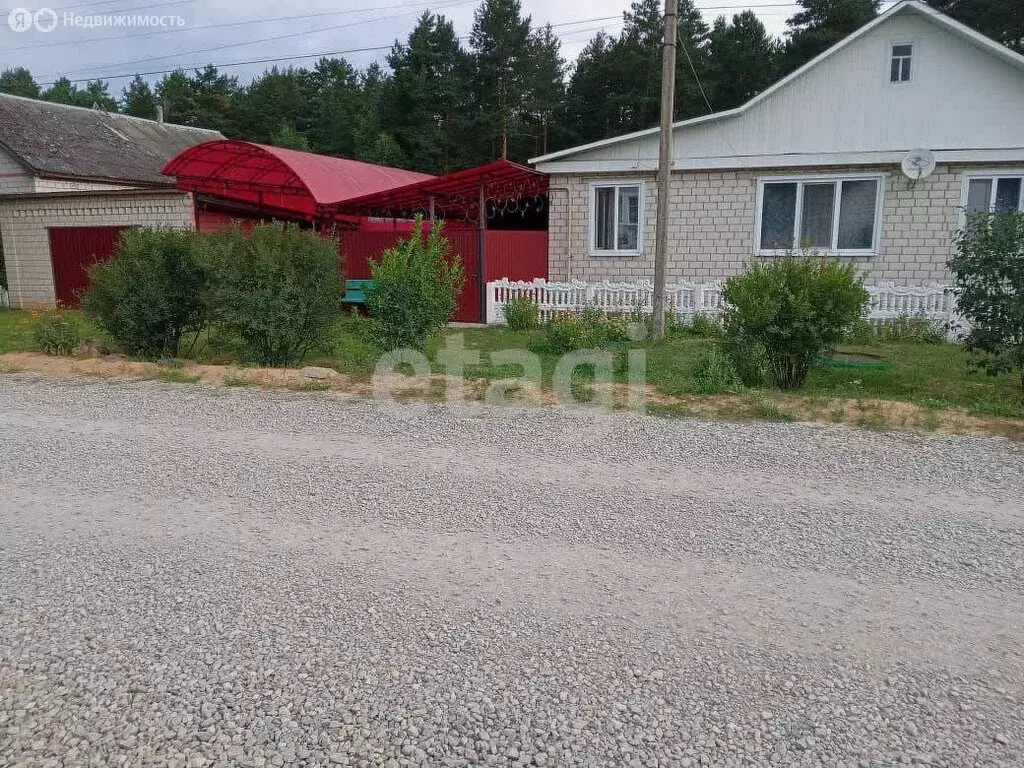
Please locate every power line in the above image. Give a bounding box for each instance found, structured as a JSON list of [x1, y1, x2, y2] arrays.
[[0, 0, 465, 54], [35, 14, 626, 87], [39, 0, 480, 80], [19, 2, 813, 59]]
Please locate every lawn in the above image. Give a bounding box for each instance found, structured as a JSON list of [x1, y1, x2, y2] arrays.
[[4, 308, 1023, 425]]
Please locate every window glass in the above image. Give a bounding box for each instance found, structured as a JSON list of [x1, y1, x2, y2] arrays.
[[966, 179, 993, 213], [837, 180, 878, 250], [760, 183, 797, 250], [800, 183, 836, 248], [890, 44, 912, 82], [995, 178, 1022, 213], [594, 187, 616, 250], [617, 186, 640, 251]]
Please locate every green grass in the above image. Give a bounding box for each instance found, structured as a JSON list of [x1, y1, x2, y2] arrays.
[[4, 308, 1023, 421]]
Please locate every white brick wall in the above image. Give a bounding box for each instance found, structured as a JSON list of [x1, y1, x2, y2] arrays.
[[547, 164, 981, 284], [0, 190, 195, 307], [0, 147, 35, 196]]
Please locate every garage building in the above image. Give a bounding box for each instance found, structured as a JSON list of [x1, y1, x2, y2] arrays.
[[0, 93, 221, 308]]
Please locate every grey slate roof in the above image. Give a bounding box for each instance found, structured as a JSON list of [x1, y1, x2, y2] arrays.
[[0, 93, 223, 186]]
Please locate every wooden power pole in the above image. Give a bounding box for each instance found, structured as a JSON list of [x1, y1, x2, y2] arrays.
[[651, 0, 677, 342]]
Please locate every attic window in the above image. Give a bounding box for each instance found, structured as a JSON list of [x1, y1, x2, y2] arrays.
[[890, 43, 913, 83]]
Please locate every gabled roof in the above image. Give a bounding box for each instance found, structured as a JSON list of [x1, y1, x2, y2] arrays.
[[0, 93, 222, 186], [163, 140, 434, 218], [531, 0, 1024, 166]]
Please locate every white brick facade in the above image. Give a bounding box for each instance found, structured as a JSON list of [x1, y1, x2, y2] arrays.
[[0, 190, 195, 307], [546, 164, 981, 285]]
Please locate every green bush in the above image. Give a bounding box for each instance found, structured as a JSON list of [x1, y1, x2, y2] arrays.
[[950, 211, 1024, 399], [208, 224, 343, 366], [503, 296, 540, 331], [537, 307, 637, 354], [723, 256, 869, 390], [693, 346, 741, 394], [366, 217, 465, 351], [721, 335, 766, 388], [845, 315, 946, 345], [30, 309, 80, 355], [83, 228, 210, 358]]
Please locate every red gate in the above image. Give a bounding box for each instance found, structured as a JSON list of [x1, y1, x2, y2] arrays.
[[340, 227, 480, 322], [48, 226, 128, 307]]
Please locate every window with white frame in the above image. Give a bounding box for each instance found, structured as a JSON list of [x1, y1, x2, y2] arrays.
[[890, 43, 913, 83], [964, 175, 1024, 214], [758, 176, 882, 254], [591, 183, 642, 254]]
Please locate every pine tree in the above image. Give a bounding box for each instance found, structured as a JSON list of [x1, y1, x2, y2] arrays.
[[270, 123, 311, 151], [523, 23, 565, 157], [784, 0, 880, 72], [384, 12, 473, 172], [305, 58, 362, 157], [924, 0, 1023, 54], [561, 32, 620, 145], [122, 74, 158, 118], [469, 0, 533, 163], [233, 67, 308, 144], [0, 67, 40, 98], [705, 11, 782, 110]]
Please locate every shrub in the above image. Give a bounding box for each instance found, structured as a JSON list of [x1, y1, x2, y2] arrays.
[[536, 307, 638, 354], [540, 313, 600, 354], [366, 217, 465, 351], [688, 313, 725, 339], [503, 296, 540, 331], [83, 228, 210, 358], [949, 211, 1024, 400], [208, 224, 343, 367], [693, 346, 741, 394], [722, 256, 869, 390], [30, 309, 80, 355], [721, 335, 766, 388]]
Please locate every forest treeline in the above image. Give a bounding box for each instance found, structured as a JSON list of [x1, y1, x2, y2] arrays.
[[0, 0, 1018, 172]]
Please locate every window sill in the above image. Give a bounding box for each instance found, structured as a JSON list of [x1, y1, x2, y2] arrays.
[[758, 250, 877, 258], [589, 250, 642, 258]]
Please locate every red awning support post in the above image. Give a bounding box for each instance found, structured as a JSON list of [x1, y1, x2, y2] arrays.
[[477, 180, 486, 324]]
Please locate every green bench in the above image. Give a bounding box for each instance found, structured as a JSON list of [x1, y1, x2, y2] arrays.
[[342, 279, 374, 305]]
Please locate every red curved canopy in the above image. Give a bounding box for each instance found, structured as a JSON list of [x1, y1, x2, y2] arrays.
[[163, 140, 433, 218]]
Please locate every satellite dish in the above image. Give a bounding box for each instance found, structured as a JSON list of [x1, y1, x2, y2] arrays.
[[901, 148, 936, 181]]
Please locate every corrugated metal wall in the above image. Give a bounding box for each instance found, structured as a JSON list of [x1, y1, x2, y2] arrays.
[[340, 228, 547, 323], [48, 226, 128, 307]]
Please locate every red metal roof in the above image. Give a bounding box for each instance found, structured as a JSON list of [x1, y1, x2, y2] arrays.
[[163, 139, 433, 218], [325, 159, 548, 221]]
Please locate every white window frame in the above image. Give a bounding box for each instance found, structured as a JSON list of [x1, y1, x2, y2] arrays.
[[588, 180, 644, 257], [959, 169, 1024, 224], [889, 41, 915, 85], [754, 173, 886, 257]]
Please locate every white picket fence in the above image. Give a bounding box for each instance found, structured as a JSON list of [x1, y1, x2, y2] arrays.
[[485, 278, 962, 336]]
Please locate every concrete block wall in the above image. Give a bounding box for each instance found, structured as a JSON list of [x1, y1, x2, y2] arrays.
[[0, 190, 195, 307], [547, 164, 971, 285]]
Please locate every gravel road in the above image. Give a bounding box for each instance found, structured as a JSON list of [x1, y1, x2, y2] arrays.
[[1, 375, 1023, 768]]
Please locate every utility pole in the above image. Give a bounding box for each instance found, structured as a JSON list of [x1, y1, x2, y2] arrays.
[[651, 0, 677, 342]]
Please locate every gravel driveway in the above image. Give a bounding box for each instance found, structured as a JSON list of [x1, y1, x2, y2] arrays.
[[1, 375, 1023, 768]]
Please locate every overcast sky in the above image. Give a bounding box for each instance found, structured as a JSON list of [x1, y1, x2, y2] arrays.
[[0, 0, 877, 95]]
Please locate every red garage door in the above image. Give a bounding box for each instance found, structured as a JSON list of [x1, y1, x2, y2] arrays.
[[48, 226, 128, 307]]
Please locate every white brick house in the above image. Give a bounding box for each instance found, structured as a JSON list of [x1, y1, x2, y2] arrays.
[[531, 1, 1024, 285], [0, 94, 221, 307]]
